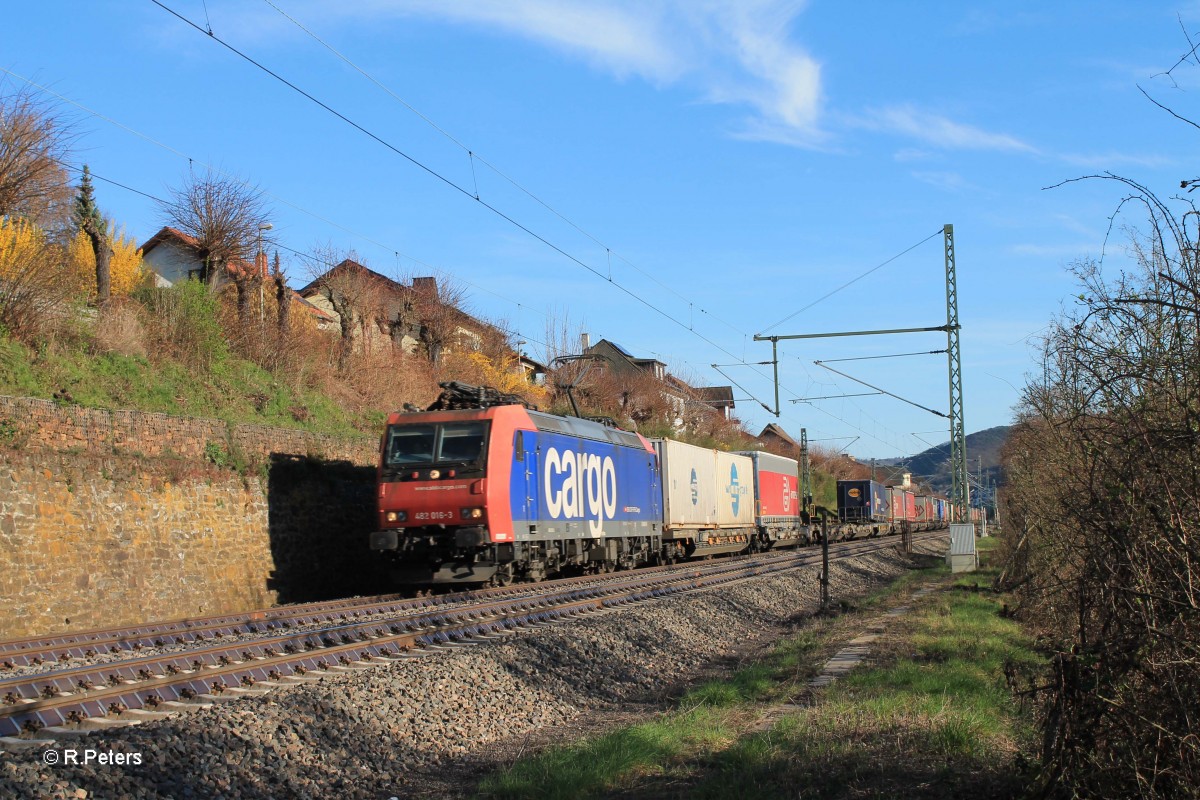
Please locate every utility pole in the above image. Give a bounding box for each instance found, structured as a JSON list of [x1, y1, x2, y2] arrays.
[[800, 428, 813, 514], [753, 224, 966, 514], [820, 514, 830, 610], [945, 224, 969, 522]]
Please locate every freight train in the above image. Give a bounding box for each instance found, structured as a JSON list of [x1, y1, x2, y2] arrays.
[[368, 382, 953, 586]]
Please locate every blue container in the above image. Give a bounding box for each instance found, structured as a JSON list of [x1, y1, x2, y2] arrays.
[[836, 479, 890, 523]]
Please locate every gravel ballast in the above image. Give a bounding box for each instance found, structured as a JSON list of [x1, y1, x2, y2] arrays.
[[1, 542, 943, 799]]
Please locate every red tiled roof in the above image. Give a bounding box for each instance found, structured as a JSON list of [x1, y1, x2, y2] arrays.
[[139, 226, 265, 278]]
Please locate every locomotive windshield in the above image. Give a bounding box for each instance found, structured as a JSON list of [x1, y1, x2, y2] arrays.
[[384, 422, 488, 468]]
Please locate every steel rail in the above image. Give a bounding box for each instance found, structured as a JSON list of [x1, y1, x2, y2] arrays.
[[0, 532, 941, 739], [0, 529, 900, 669]]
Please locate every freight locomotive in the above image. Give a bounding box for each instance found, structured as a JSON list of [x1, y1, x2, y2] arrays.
[[368, 382, 952, 586]]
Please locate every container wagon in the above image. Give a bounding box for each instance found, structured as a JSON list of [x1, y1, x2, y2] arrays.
[[735, 450, 808, 549], [654, 439, 755, 559]]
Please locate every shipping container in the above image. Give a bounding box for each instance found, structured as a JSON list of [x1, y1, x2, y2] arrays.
[[837, 479, 890, 524], [892, 489, 916, 525], [653, 440, 754, 556], [735, 451, 800, 521], [735, 450, 807, 546]]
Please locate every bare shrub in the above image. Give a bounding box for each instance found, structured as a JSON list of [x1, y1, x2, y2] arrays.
[[339, 345, 438, 414], [1001, 192, 1200, 797], [92, 298, 146, 358]]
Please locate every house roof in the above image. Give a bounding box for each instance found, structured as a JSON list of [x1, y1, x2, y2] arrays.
[[291, 291, 336, 322], [297, 258, 406, 296], [139, 226, 201, 254], [695, 386, 734, 405], [139, 226, 268, 279], [606, 340, 635, 358], [758, 423, 798, 447]]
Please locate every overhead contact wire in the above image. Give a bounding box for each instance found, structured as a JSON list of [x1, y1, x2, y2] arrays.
[[152, 0, 752, 371], [259, 0, 747, 339], [759, 228, 943, 335]]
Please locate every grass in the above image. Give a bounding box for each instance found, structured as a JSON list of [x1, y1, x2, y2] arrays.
[[478, 538, 1041, 800], [0, 332, 372, 438]]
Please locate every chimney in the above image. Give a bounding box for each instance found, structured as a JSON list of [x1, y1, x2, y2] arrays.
[[580, 332, 591, 352], [412, 276, 438, 299]]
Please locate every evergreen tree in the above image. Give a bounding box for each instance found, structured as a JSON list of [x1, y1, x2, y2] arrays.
[[73, 165, 112, 304]]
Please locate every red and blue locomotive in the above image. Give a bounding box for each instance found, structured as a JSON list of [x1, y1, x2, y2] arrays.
[[369, 384, 663, 585]]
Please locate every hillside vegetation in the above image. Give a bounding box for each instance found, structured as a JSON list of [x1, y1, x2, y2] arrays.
[[1, 78, 934, 505]]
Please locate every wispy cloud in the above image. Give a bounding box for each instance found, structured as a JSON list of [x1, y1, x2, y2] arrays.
[[909, 170, 972, 192], [310, 0, 827, 145], [854, 105, 1038, 153], [1056, 150, 1175, 170], [379, 0, 686, 83]]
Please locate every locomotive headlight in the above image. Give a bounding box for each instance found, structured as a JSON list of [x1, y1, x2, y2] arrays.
[[428, 469, 441, 479], [460, 507, 483, 519], [386, 511, 408, 523]]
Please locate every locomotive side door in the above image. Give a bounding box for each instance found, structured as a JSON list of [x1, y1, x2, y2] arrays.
[[517, 430, 539, 536]]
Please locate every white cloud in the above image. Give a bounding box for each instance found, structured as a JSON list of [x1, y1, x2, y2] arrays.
[[858, 105, 1038, 153], [315, 0, 825, 143], [1056, 150, 1175, 170], [384, 0, 685, 82]]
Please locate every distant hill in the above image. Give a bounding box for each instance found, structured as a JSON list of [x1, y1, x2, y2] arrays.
[[887, 425, 1011, 496]]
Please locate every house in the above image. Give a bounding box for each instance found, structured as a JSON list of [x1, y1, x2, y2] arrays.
[[298, 260, 518, 368], [139, 226, 335, 325], [758, 423, 798, 450], [579, 334, 735, 425], [693, 386, 735, 420], [139, 226, 207, 287]]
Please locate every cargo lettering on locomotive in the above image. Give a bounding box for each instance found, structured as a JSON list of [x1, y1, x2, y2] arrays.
[[543, 446, 618, 536]]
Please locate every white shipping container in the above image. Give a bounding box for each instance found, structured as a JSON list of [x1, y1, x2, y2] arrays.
[[714, 450, 755, 527], [654, 439, 754, 531]]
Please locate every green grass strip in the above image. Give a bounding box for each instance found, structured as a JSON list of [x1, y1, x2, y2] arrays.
[[478, 538, 1041, 799]]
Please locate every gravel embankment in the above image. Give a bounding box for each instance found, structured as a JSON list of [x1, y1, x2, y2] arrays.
[[0, 541, 942, 799]]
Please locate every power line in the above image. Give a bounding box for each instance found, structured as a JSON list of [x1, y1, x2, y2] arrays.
[[816, 349, 946, 363], [758, 228, 943, 334], [149, 0, 753, 376], [259, 0, 749, 340]]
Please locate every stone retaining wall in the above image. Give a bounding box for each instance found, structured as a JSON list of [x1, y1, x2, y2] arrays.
[[0, 399, 387, 639]]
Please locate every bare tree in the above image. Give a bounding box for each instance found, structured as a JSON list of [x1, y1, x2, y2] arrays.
[[0, 80, 75, 228], [304, 246, 388, 374], [160, 170, 271, 326], [404, 274, 471, 364]]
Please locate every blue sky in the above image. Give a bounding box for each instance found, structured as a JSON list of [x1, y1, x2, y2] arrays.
[[3, 2, 1198, 460]]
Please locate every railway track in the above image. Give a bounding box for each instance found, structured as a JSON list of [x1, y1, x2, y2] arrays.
[[1, 532, 940, 743]]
